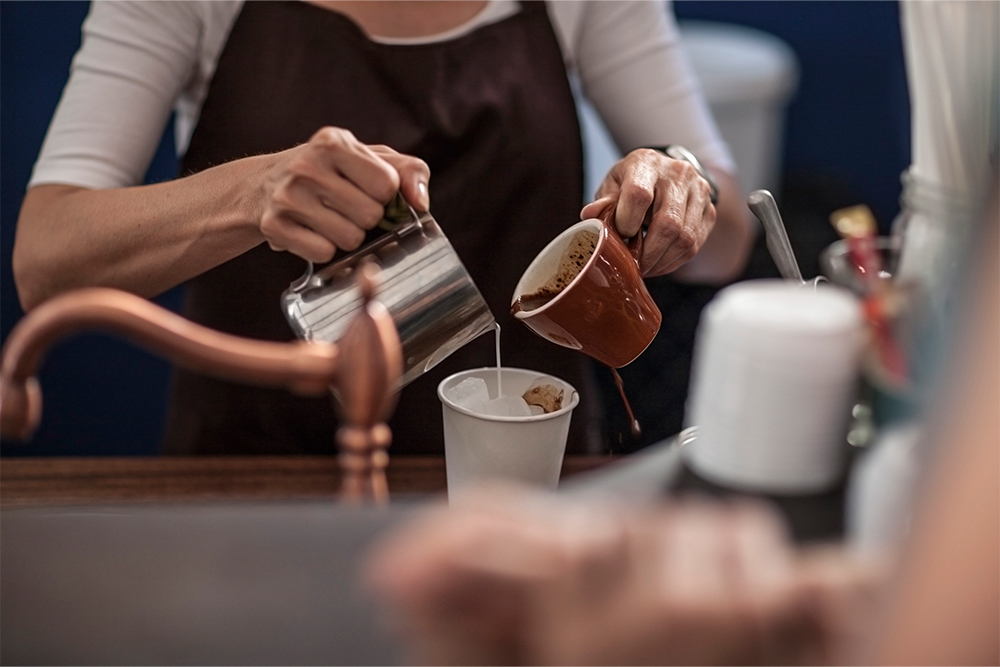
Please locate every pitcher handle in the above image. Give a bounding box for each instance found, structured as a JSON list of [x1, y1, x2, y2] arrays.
[[378, 191, 419, 232], [289, 260, 315, 294]]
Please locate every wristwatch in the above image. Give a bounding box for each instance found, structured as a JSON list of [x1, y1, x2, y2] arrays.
[[645, 145, 719, 205]]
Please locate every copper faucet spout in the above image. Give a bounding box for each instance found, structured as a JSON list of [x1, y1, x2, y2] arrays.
[[0, 288, 341, 440], [1, 272, 403, 503]]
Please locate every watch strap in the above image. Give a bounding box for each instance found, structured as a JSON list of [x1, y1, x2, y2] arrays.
[[644, 145, 719, 205]]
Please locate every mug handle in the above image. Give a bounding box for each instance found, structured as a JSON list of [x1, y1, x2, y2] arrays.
[[597, 200, 644, 266]]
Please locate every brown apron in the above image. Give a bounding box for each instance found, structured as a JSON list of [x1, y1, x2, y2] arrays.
[[164, 0, 598, 456]]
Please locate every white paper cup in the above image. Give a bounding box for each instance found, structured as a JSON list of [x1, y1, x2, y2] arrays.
[[438, 367, 579, 500], [684, 280, 863, 493]]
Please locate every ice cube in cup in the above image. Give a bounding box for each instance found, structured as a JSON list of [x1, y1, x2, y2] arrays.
[[445, 376, 489, 412], [481, 395, 532, 417]]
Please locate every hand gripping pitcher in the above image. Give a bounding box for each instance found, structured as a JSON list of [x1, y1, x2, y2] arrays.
[[282, 193, 496, 387]]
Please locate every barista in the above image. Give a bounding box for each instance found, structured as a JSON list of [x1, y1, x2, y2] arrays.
[[13, 1, 754, 455]]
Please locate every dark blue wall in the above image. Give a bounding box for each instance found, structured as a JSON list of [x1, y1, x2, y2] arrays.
[[674, 1, 911, 227], [1, 1, 911, 456], [1, 1, 180, 456]]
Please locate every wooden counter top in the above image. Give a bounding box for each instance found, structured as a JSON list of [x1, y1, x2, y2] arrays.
[[0, 455, 615, 507]]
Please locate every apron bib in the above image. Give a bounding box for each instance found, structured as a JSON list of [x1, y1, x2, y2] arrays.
[[164, 0, 597, 455]]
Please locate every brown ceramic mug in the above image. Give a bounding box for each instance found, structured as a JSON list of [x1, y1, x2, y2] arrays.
[[511, 208, 662, 368]]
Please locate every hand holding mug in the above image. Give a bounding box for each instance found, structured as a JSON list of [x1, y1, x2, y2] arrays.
[[582, 148, 717, 277], [512, 201, 661, 369]]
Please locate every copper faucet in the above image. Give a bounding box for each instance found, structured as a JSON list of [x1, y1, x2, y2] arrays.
[[0, 263, 402, 503]]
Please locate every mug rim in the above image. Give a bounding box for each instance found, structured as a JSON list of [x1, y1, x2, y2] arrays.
[[511, 219, 604, 319]]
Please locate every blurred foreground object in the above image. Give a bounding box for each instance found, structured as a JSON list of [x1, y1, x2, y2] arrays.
[[828, 204, 909, 387], [894, 0, 999, 311], [364, 190, 998, 665], [868, 179, 999, 665], [0, 265, 402, 503], [683, 280, 863, 493], [822, 209, 932, 558], [366, 488, 884, 665]]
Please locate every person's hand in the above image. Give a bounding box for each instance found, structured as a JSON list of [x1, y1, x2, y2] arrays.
[[581, 148, 717, 277], [365, 488, 883, 666], [259, 127, 430, 263], [365, 486, 632, 665]]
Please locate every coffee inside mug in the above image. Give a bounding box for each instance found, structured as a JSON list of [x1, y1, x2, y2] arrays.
[[512, 219, 603, 317]]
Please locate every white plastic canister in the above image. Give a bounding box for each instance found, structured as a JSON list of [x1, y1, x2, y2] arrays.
[[578, 19, 799, 198]]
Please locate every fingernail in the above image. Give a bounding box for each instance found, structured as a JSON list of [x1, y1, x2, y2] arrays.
[[417, 181, 429, 211]]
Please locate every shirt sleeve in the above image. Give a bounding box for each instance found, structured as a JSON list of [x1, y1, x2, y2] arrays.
[[569, 0, 735, 174], [28, 1, 206, 190]]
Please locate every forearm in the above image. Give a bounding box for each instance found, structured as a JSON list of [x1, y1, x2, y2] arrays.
[[670, 168, 756, 284], [13, 154, 274, 310]]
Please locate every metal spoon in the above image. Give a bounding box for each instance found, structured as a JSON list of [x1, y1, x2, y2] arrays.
[[747, 189, 804, 283]]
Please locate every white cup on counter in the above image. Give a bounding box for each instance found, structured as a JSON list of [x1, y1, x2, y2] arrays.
[[438, 367, 579, 501], [684, 280, 864, 493]]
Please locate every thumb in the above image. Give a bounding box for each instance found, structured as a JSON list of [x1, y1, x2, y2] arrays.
[[372, 147, 431, 212], [580, 195, 617, 221]]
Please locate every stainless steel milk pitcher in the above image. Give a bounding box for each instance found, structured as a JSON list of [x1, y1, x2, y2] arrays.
[[282, 193, 496, 387]]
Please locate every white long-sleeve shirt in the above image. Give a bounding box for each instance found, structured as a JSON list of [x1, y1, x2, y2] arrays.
[[30, 0, 734, 190], [901, 0, 998, 194]]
